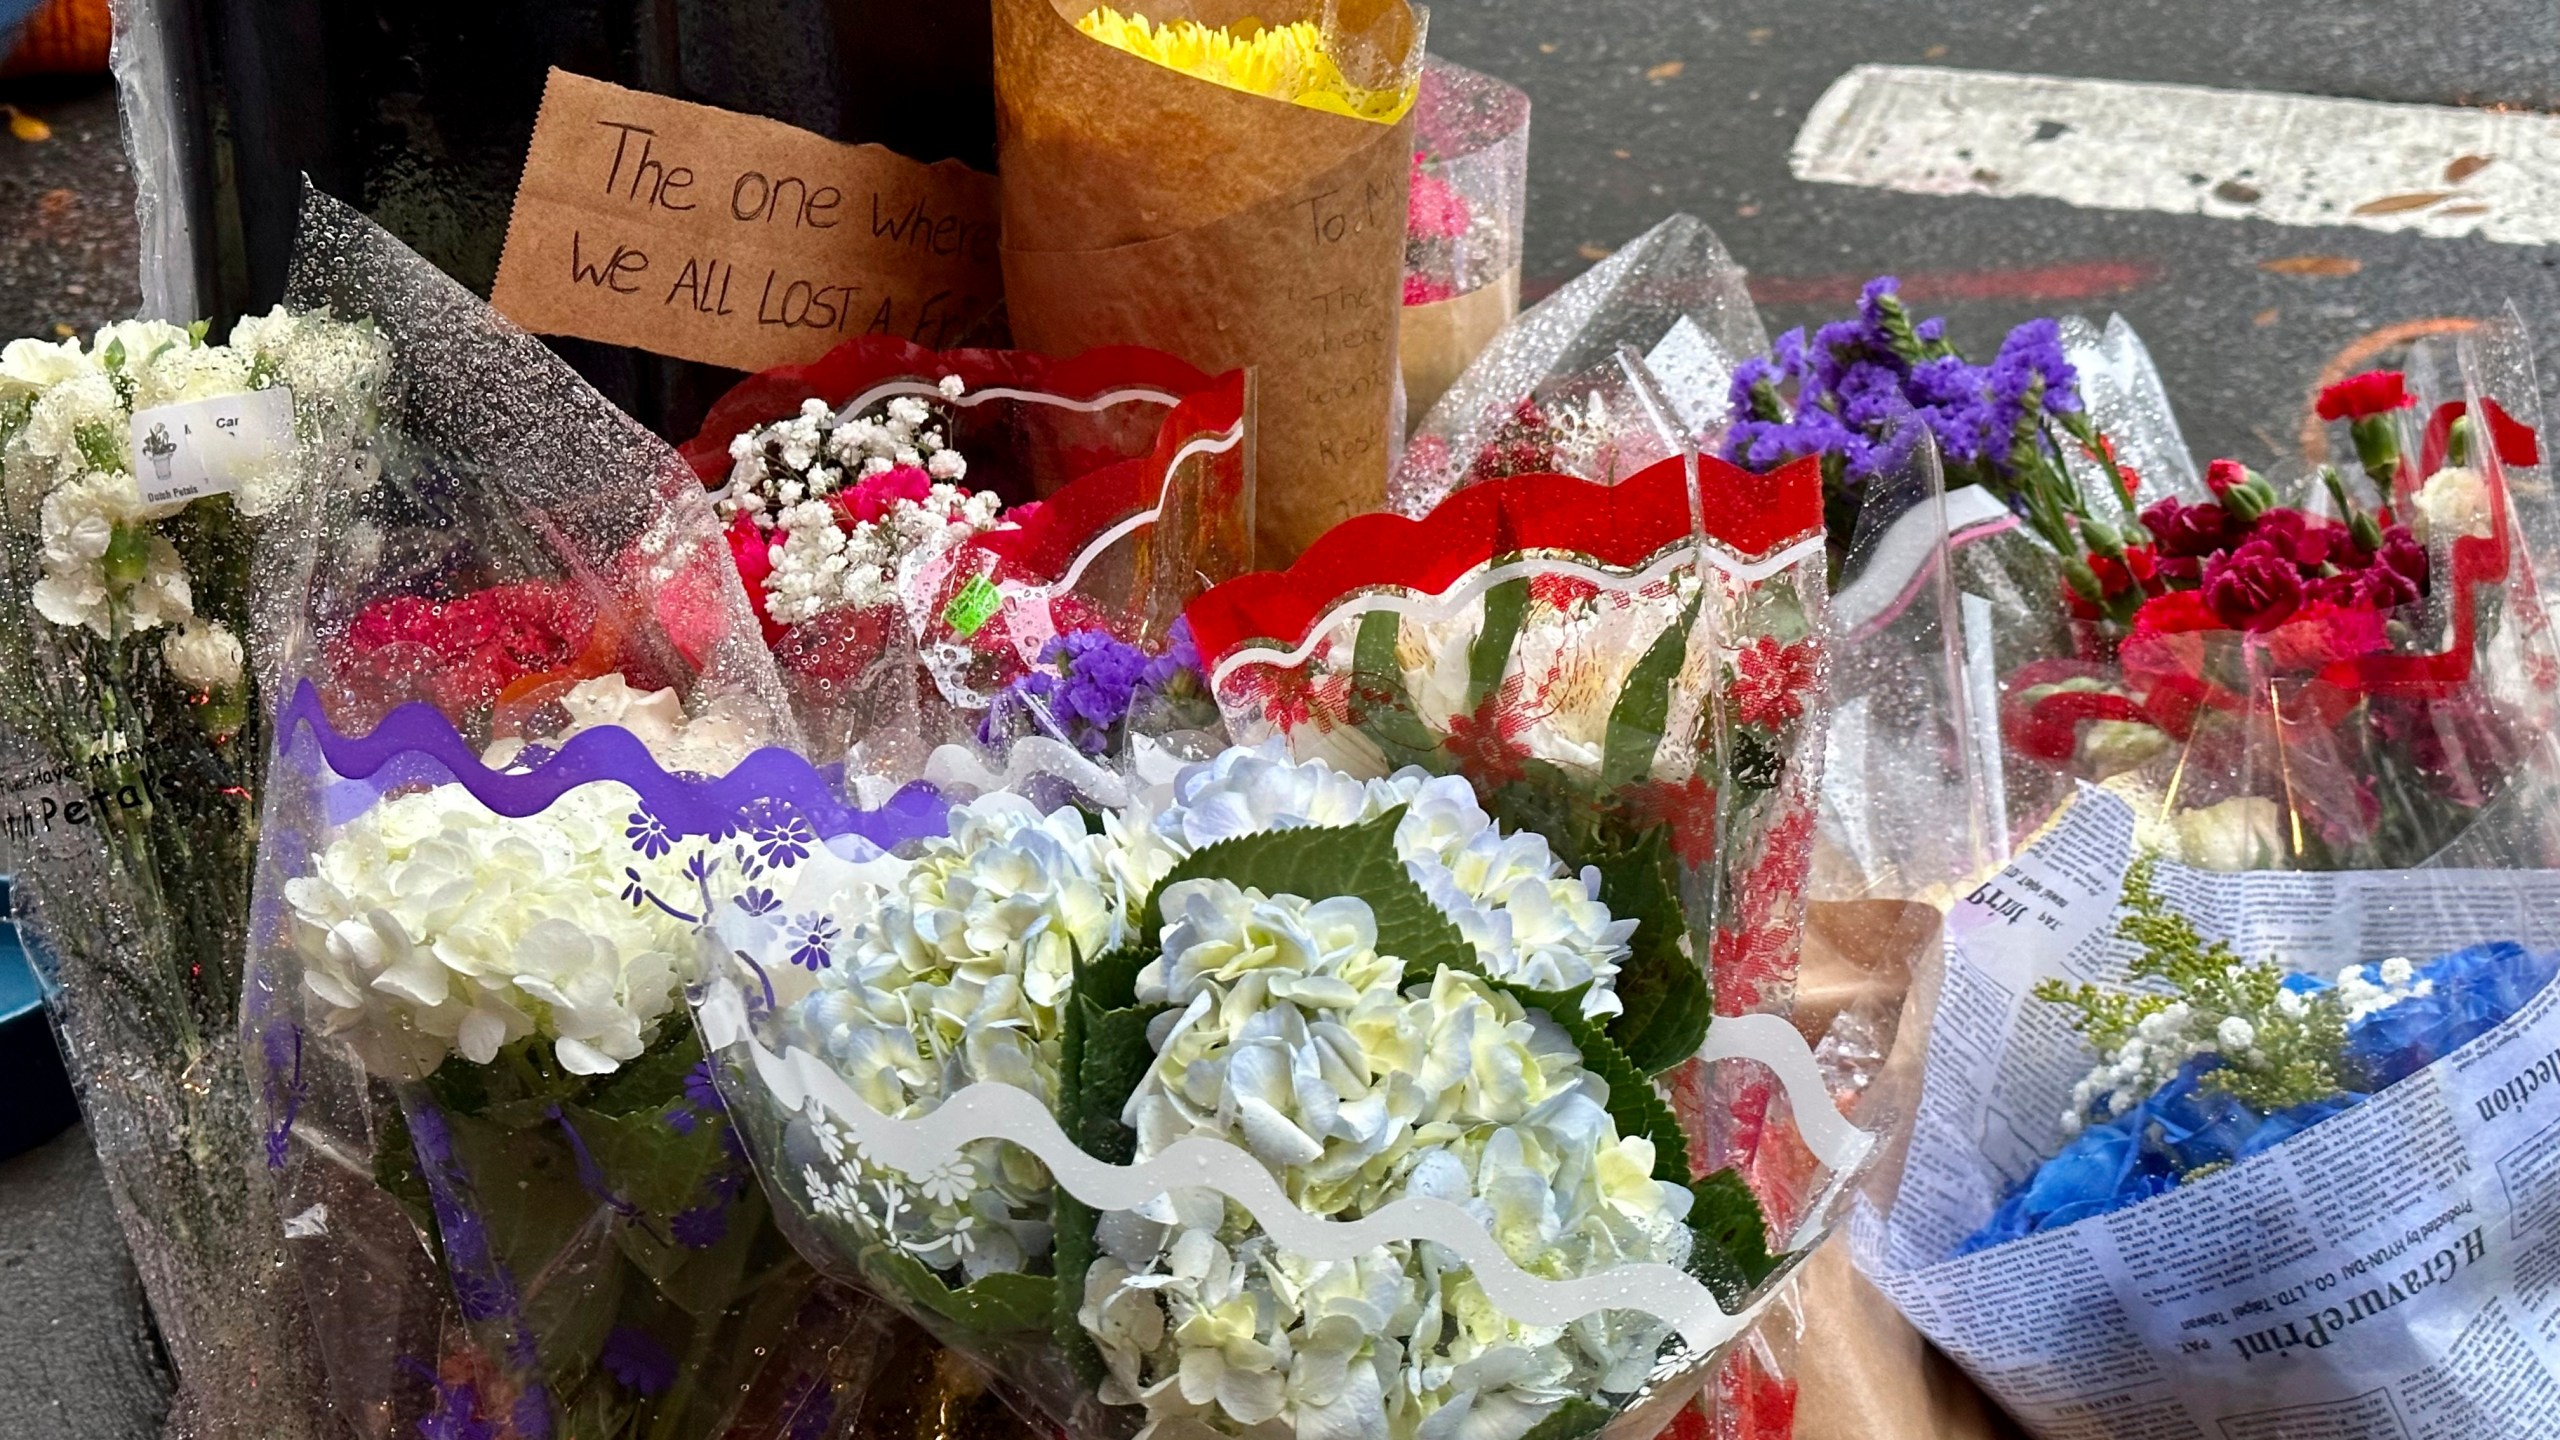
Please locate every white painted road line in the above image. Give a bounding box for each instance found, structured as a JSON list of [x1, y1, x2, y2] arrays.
[[1792, 65, 2560, 247]]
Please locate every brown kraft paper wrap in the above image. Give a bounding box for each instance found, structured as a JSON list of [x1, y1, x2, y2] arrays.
[[992, 0, 1416, 562], [1399, 263, 1519, 426], [1783, 900, 2019, 1440]]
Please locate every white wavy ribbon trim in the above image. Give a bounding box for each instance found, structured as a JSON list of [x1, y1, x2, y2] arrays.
[[1695, 1012, 1873, 1176], [699, 980, 1848, 1352], [920, 736, 1134, 808], [1206, 534, 1824, 692], [832, 380, 1185, 426]]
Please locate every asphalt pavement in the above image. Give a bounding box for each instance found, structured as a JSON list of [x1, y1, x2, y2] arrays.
[[9, 4, 2560, 1436]]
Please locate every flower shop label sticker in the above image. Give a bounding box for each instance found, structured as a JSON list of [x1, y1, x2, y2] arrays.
[[127, 388, 295, 507], [492, 69, 1002, 374]]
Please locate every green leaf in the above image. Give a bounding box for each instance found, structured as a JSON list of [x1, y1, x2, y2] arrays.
[[1600, 599, 1701, 790], [1052, 940, 1174, 1381], [1466, 577, 1530, 714], [583, 1027, 706, 1118], [1684, 1168, 1780, 1309], [369, 1105, 440, 1260], [1593, 826, 1713, 1075], [867, 1247, 1055, 1333], [1144, 807, 1475, 986], [558, 1100, 733, 1220], [1517, 1399, 1615, 1440], [1350, 608, 1445, 770], [1486, 979, 1689, 1185]]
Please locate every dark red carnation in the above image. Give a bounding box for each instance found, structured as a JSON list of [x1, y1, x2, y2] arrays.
[[2142, 496, 2236, 560], [2202, 542, 2305, 631], [2317, 370, 2413, 422]]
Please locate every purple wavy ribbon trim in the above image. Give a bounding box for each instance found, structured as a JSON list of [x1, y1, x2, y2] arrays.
[[273, 680, 948, 847]]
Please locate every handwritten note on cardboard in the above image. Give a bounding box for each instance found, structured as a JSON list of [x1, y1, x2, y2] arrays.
[[492, 69, 1001, 374]]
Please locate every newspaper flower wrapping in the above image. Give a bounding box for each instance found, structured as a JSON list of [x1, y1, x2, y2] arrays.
[[244, 196, 916, 1440], [681, 336, 1251, 767]]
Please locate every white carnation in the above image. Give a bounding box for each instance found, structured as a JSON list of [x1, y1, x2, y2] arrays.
[[161, 617, 244, 690]]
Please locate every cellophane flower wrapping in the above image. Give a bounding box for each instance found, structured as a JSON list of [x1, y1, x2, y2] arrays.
[[1990, 324, 2560, 872], [1855, 326, 2560, 1436], [0, 273, 390, 1430], [1393, 213, 1767, 518], [1399, 57, 1529, 422], [243, 193, 912, 1440], [680, 337, 1251, 779]]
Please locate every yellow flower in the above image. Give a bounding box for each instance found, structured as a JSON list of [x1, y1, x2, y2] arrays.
[[1073, 6, 1416, 123]]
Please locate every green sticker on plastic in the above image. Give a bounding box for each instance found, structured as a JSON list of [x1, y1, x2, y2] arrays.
[[942, 573, 1003, 638]]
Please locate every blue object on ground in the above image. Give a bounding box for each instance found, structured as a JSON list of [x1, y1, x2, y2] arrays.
[[0, 877, 80, 1160]]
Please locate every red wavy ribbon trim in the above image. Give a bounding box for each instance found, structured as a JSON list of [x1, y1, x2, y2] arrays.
[[1184, 454, 1824, 666]]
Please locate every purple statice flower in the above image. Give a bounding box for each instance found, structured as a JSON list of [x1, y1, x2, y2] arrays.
[[407, 1365, 498, 1440], [601, 1327, 677, 1397], [671, 1202, 730, 1250], [982, 628, 1150, 755], [683, 1059, 724, 1114], [1722, 276, 2089, 521]]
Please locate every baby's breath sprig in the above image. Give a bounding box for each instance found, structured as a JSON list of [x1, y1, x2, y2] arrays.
[[2035, 855, 2350, 1130]]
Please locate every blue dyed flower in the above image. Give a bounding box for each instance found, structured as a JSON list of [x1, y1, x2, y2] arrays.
[[1964, 941, 2559, 1255], [683, 1060, 725, 1114]]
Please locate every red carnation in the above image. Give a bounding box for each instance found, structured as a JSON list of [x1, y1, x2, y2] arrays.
[[2316, 370, 2412, 422], [2201, 542, 2304, 632], [2141, 496, 2236, 560]]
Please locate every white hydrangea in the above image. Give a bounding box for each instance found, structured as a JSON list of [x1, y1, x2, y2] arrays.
[[1158, 746, 1638, 1016], [1088, 876, 1691, 1440], [283, 779, 702, 1080], [718, 381, 999, 625], [783, 796, 1176, 1277]]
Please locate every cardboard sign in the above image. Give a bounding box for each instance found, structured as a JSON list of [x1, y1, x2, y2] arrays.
[[128, 388, 296, 506], [492, 69, 1001, 374]]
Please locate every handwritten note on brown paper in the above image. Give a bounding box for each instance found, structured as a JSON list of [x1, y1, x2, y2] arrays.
[[492, 69, 1001, 374]]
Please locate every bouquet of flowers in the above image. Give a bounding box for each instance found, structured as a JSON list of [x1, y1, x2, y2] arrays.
[[1394, 213, 1769, 517], [1861, 785, 2560, 1438], [0, 300, 387, 1435], [658, 437, 1940, 1440], [245, 196, 918, 1440], [1399, 57, 1530, 422], [1854, 321, 2560, 1437], [993, 0, 1421, 559], [682, 337, 1250, 776]]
